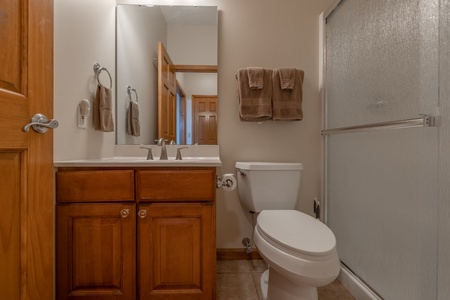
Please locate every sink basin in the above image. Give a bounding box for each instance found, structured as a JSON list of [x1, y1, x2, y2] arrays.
[[54, 156, 222, 167]]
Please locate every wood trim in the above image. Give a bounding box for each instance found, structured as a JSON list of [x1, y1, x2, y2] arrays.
[[174, 65, 217, 73], [216, 248, 262, 261]]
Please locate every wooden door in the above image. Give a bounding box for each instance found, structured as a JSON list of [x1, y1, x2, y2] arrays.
[[138, 203, 216, 300], [157, 41, 176, 142], [192, 95, 218, 145], [56, 203, 136, 300], [0, 0, 54, 299]]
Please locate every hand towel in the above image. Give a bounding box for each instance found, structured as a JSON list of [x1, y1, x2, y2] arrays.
[[126, 100, 141, 136], [93, 84, 114, 132], [247, 67, 264, 89], [237, 68, 273, 121], [272, 69, 304, 121], [278, 68, 296, 90]]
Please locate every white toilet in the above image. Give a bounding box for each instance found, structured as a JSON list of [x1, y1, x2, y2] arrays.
[[235, 162, 340, 300]]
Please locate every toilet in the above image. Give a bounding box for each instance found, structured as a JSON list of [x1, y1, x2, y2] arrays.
[[235, 162, 340, 300]]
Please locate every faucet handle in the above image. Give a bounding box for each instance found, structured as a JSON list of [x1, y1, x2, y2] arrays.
[[155, 138, 168, 146], [176, 147, 188, 160], [140, 147, 154, 160]]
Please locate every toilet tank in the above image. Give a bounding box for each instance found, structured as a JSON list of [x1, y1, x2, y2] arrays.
[[235, 162, 303, 213]]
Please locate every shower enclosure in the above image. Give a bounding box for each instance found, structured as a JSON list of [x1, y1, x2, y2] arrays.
[[322, 0, 450, 299]]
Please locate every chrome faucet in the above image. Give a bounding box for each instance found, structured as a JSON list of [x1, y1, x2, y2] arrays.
[[156, 138, 168, 160], [140, 146, 153, 160]]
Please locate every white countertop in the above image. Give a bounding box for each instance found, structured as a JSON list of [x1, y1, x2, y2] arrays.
[[54, 156, 222, 167], [54, 145, 222, 168]]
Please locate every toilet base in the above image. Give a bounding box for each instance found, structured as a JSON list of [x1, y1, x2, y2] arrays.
[[260, 268, 318, 300]]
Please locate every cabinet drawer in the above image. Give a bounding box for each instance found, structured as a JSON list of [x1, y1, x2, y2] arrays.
[[56, 170, 135, 202], [137, 168, 215, 202]]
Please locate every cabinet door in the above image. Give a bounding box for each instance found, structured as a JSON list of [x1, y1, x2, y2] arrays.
[[138, 203, 216, 300], [56, 203, 136, 300]]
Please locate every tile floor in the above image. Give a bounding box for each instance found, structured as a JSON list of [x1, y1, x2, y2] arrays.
[[216, 260, 355, 300]]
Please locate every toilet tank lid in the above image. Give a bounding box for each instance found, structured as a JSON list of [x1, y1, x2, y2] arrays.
[[235, 162, 303, 171]]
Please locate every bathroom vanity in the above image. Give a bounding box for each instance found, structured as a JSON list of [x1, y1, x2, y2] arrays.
[[54, 155, 220, 300]]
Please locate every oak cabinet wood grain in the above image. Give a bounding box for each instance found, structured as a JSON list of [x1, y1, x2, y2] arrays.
[[56, 167, 216, 300]]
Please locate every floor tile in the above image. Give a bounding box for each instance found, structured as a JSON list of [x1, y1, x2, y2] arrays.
[[318, 280, 356, 300], [251, 271, 264, 300], [248, 259, 267, 273], [217, 273, 259, 300], [216, 259, 354, 300], [217, 260, 251, 274]]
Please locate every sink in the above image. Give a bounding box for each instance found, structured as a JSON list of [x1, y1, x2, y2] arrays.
[[54, 156, 222, 167], [54, 145, 222, 167]]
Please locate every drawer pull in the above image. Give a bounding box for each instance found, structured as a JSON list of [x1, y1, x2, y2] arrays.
[[138, 209, 147, 219], [120, 209, 130, 218]]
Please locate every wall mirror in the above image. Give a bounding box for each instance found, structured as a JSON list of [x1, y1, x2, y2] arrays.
[[116, 5, 218, 145]]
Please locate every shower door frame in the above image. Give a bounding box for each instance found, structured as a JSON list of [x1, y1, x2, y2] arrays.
[[319, 1, 438, 298], [319, 0, 342, 225], [319, 2, 388, 297]]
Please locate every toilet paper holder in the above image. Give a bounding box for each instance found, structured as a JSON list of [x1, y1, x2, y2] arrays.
[[216, 175, 234, 189]]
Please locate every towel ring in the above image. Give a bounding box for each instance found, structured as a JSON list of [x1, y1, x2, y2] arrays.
[[93, 63, 113, 89], [126, 85, 138, 103]]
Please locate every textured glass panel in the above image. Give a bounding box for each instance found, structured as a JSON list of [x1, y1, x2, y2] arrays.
[[325, 0, 440, 298], [327, 129, 438, 299], [326, 0, 439, 129]]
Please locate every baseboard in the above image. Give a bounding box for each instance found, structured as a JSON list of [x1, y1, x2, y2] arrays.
[[216, 248, 262, 260], [338, 264, 382, 300]]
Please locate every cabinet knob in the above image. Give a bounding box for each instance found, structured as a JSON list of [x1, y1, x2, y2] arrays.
[[138, 209, 147, 219], [120, 209, 130, 218]]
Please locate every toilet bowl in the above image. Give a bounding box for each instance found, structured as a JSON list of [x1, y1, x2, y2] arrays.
[[235, 162, 340, 300], [255, 210, 340, 300]]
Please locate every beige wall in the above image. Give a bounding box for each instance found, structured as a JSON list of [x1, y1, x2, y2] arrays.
[[54, 0, 334, 248]]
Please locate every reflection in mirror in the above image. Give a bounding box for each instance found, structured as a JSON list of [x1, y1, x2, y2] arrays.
[[116, 5, 218, 145]]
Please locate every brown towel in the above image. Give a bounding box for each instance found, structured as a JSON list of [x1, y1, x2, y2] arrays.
[[278, 68, 296, 90], [126, 100, 140, 136], [247, 67, 264, 89], [237, 68, 273, 121], [272, 69, 304, 121], [93, 84, 114, 132]]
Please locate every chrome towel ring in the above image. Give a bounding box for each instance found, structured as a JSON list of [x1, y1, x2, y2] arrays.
[[93, 63, 112, 89], [126, 85, 138, 103]]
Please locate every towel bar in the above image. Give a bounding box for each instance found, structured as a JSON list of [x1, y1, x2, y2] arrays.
[[126, 85, 138, 103], [93, 63, 112, 89], [321, 115, 439, 135]]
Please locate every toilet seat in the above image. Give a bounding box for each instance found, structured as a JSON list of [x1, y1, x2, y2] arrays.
[[256, 210, 336, 259]]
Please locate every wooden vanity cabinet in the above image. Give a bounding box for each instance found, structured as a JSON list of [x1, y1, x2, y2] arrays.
[[56, 170, 136, 300], [136, 168, 216, 300], [56, 203, 136, 300], [56, 167, 216, 300]]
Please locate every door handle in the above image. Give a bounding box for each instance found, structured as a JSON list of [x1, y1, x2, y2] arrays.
[[23, 113, 59, 133]]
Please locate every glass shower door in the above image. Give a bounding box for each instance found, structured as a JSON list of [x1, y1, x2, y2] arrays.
[[324, 0, 440, 298]]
